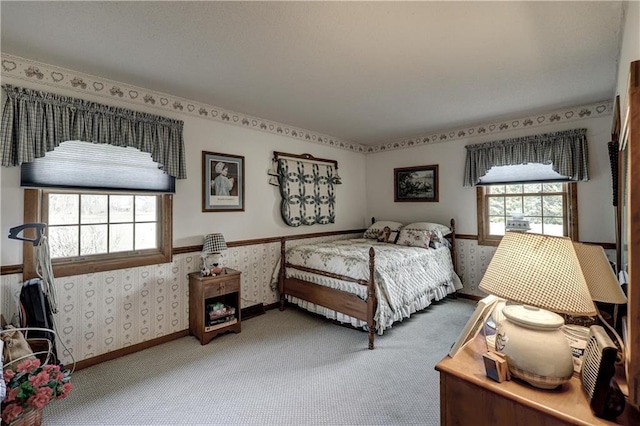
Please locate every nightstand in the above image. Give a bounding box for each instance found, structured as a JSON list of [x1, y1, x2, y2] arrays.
[[435, 335, 640, 425], [188, 269, 241, 345]]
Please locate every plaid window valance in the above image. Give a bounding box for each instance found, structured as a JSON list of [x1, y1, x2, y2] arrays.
[[277, 158, 336, 227], [0, 84, 187, 179], [463, 128, 589, 187]]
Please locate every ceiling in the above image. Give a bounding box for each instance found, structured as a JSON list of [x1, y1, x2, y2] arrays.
[[0, 1, 625, 146]]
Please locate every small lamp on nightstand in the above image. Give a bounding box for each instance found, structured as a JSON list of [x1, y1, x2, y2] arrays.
[[202, 233, 227, 274], [479, 232, 596, 389]]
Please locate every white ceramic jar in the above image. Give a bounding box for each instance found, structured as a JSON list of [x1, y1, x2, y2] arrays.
[[495, 305, 574, 389]]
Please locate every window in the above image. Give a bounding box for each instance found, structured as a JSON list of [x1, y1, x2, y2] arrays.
[[477, 182, 577, 246], [23, 189, 172, 279]]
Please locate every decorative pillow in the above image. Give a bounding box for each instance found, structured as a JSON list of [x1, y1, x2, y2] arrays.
[[403, 222, 452, 236], [363, 221, 403, 239], [396, 229, 431, 248], [429, 228, 451, 249]]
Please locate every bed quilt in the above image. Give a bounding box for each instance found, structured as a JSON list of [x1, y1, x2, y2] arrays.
[[272, 239, 462, 334]]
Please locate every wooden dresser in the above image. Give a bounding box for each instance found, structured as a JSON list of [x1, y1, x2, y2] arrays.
[[435, 336, 640, 425]]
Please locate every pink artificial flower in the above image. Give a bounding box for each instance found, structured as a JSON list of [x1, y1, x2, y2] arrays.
[[43, 364, 60, 373], [27, 386, 53, 409], [5, 386, 20, 402], [1, 402, 24, 424], [57, 382, 73, 399], [16, 358, 40, 374], [29, 370, 50, 388], [4, 368, 15, 383]]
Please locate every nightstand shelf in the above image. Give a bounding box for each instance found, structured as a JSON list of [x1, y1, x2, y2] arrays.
[[188, 269, 241, 345]]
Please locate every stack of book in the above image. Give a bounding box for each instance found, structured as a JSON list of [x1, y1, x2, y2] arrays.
[[205, 302, 237, 332]]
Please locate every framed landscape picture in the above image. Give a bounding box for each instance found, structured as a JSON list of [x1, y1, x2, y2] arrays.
[[202, 151, 245, 212], [394, 164, 439, 202]]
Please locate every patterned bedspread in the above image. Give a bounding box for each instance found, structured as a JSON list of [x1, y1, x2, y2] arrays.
[[272, 239, 462, 334]]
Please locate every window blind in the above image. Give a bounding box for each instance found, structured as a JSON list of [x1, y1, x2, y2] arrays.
[[21, 141, 175, 193]]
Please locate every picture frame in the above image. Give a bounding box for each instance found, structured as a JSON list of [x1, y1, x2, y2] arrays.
[[202, 151, 245, 212], [394, 164, 439, 202], [448, 295, 499, 358]]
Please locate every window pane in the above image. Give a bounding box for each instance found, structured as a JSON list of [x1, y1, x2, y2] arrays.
[[523, 183, 542, 193], [489, 216, 505, 235], [506, 185, 523, 194], [488, 198, 505, 216], [543, 183, 563, 193], [543, 195, 563, 216], [48, 226, 78, 258], [135, 196, 157, 222], [110, 224, 133, 252], [488, 185, 506, 194], [80, 194, 108, 224], [135, 223, 157, 250], [80, 225, 108, 255], [48, 194, 78, 225], [523, 196, 542, 216], [505, 196, 523, 217], [110, 195, 134, 223], [543, 217, 564, 236], [528, 216, 543, 234]]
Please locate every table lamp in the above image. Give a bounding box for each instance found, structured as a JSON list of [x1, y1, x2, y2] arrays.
[[479, 232, 596, 389], [202, 233, 227, 274], [573, 242, 627, 356]]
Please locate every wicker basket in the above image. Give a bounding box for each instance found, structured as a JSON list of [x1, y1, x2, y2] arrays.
[[9, 409, 42, 426]]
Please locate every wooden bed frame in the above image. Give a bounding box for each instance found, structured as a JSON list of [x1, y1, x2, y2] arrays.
[[278, 218, 458, 349]]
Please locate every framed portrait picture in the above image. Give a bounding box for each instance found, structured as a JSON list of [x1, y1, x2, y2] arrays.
[[202, 151, 245, 212], [394, 164, 439, 202]]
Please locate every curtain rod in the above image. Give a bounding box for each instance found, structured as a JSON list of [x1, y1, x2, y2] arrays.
[[273, 151, 338, 169]]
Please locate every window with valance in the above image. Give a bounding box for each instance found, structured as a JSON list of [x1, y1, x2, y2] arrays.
[[465, 128, 587, 245], [0, 85, 185, 277], [463, 128, 589, 187], [0, 84, 187, 180]]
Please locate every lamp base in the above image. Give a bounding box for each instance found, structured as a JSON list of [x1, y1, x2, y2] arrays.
[[496, 305, 574, 389]]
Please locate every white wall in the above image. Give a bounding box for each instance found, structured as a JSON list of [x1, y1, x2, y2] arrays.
[[0, 78, 368, 266], [365, 115, 616, 244]]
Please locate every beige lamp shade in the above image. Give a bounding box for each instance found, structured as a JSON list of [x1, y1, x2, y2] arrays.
[[479, 232, 596, 316], [573, 242, 627, 304]]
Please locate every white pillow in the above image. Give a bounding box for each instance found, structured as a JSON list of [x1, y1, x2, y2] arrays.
[[363, 221, 403, 239], [403, 222, 452, 236]]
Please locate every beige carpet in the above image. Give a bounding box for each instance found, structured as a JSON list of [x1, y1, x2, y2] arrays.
[[44, 298, 475, 425]]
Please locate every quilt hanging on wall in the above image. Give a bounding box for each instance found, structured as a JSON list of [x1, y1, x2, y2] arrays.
[[277, 158, 336, 226]]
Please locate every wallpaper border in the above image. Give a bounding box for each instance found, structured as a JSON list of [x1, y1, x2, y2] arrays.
[[1, 54, 612, 154]]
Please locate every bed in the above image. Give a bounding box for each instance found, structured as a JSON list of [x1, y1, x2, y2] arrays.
[[275, 218, 462, 349]]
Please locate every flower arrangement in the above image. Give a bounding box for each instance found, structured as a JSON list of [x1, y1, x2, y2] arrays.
[[2, 359, 72, 425]]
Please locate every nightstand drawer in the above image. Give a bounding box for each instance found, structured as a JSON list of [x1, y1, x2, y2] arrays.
[[203, 277, 240, 298]]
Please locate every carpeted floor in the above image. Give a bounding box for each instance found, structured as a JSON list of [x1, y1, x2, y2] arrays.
[[44, 298, 475, 425]]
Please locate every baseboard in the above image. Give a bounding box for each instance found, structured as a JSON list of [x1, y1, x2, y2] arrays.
[[456, 293, 483, 302], [242, 303, 266, 320], [71, 330, 189, 371]]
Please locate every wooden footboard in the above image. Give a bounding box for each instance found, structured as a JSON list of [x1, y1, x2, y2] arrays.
[[278, 238, 377, 349]]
